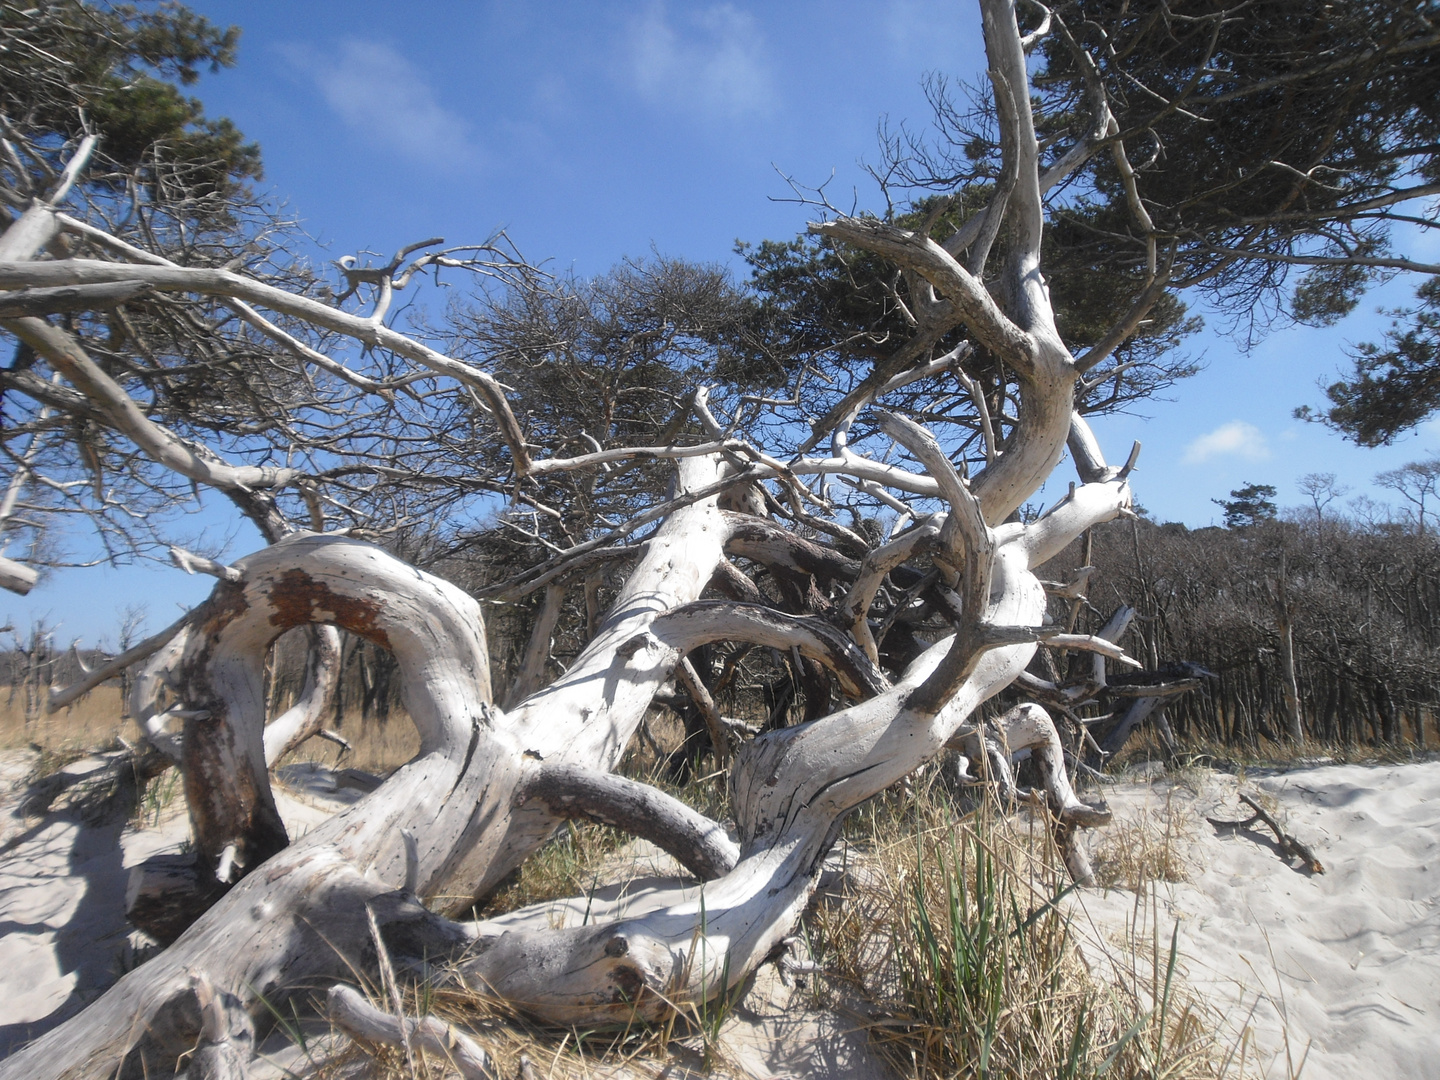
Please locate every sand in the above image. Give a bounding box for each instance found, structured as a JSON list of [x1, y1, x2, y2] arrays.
[[1071, 760, 1440, 1080], [1, 751, 1437, 1077], [0, 755, 361, 1057]]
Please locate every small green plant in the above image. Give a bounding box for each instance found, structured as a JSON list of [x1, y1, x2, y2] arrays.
[[248, 980, 319, 1074], [803, 787, 1233, 1080], [135, 767, 181, 829], [685, 887, 743, 1068]]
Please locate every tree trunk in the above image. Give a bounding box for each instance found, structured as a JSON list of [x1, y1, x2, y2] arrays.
[[1274, 553, 1304, 742]]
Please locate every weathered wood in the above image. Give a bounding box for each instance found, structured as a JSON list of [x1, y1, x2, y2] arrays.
[[674, 654, 731, 762], [0, 462, 734, 1079], [951, 702, 1110, 884], [261, 625, 344, 766], [1091, 605, 1136, 686], [48, 613, 188, 714], [723, 513, 861, 584], [1208, 793, 1326, 874], [1098, 695, 1162, 758], [0, 553, 38, 595], [328, 985, 495, 1080], [0, 279, 153, 318], [5, 317, 299, 492], [126, 854, 214, 946], [652, 599, 890, 700], [457, 482, 1131, 1021], [183, 974, 253, 1080], [0, 534, 500, 1079], [839, 518, 942, 662], [504, 582, 565, 709], [518, 763, 738, 881]]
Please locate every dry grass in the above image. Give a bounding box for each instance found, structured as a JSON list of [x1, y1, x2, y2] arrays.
[[281, 711, 421, 774], [1115, 728, 1434, 775], [0, 686, 127, 754], [4, 687, 421, 782], [281, 980, 696, 1080], [1090, 788, 1195, 892], [802, 776, 1238, 1080]]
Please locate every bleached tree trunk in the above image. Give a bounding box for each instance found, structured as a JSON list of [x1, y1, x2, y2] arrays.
[[0, 456, 735, 1079], [0, 4, 1157, 1075]]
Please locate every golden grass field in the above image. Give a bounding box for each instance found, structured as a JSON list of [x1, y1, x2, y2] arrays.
[[0, 684, 420, 773]]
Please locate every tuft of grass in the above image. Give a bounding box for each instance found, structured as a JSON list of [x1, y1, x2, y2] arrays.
[[1091, 789, 1194, 892], [804, 781, 1235, 1080], [133, 767, 182, 830]]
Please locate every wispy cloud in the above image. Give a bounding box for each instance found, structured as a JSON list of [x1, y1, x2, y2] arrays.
[[883, 0, 968, 63], [282, 39, 481, 171], [1182, 420, 1271, 464], [625, 3, 772, 119]]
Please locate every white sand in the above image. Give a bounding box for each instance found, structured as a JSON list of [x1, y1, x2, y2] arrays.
[[2, 751, 1438, 1077], [0, 754, 359, 1056], [1072, 760, 1440, 1080]]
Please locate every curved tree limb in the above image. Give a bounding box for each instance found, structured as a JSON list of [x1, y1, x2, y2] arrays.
[[651, 599, 890, 700], [2, 317, 298, 491], [516, 764, 739, 882]]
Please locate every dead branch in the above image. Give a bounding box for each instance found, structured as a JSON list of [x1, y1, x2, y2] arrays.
[[327, 985, 495, 1080], [1208, 792, 1326, 874], [517, 764, 739, 881]]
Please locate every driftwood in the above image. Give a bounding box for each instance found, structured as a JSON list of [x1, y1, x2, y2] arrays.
[[1208, 792, 1327, 874], [0, 5, 1167, 1076], [182, 974, 253, 1080], [327, 985, 495, 1080]]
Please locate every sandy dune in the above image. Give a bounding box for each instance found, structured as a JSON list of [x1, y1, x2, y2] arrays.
[[0, 755, 358, 1056], [1, 751, 1437, 1077], [1073, 760, 1440, 1080]]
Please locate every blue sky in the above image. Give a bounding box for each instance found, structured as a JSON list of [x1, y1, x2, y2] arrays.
[[6, 0, 1440, 644]]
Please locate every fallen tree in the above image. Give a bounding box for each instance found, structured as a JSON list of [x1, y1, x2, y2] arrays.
[[11, 0, 1425, 1075]]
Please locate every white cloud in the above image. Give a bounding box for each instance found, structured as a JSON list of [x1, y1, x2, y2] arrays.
[[883, 0, 967, 63], [1182, 420, 1271, 464], [625, 3, 772, 119], [284, 40, 482, 171]]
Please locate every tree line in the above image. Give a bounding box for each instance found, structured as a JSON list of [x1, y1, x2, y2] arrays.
[[1045, 488, 1440, 754]]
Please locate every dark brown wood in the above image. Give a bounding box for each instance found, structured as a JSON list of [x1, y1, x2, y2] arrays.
[[1207, 793, 1326, 873], [125, 853, 221, 945]]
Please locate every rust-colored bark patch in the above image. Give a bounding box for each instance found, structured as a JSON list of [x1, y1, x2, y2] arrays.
[[192, 579, 250, 645], [266, 568, 392, 649]]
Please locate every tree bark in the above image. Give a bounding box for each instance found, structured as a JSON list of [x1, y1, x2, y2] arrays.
[[1274, 553, 1305, 742]]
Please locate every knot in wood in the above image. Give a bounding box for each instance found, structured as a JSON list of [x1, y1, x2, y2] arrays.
[[604, 934, 630, 958], [616, 633, 651, 660]]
